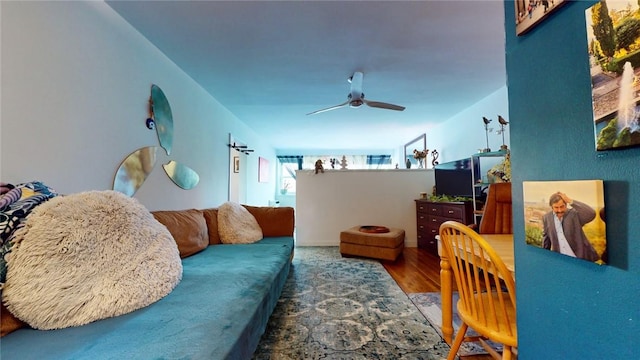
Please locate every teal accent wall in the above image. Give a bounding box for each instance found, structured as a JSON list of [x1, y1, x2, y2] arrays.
[[505, 1, 639, 357]]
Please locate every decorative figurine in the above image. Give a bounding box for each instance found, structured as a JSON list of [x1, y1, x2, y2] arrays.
[[314, 159, 324, 174], [498, 115, 509, 150], [431, 149, 439, 166], [482, 116, 492, 152]]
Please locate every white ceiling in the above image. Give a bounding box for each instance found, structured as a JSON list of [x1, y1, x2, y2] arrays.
[[106, 0, 506, 152]]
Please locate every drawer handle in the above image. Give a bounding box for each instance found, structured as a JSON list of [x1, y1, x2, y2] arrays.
[[431, 209, 437, 212], [419, 225, 424, 229], [419, 206, 424, 210], [431, 218, 438, 222], [419, 215, 425, 220], [448, 210, 454, 214]]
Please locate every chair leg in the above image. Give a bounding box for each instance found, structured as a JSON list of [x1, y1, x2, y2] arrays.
[[502, 346, 512, 360], [479, 338, 502, 360], [447, 323, 468, 360]]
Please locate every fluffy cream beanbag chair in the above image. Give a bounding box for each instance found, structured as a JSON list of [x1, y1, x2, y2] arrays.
[[2, 191, 182, 330]]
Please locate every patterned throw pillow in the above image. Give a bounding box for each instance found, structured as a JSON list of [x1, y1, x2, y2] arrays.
[[1, 182, 58, 286]]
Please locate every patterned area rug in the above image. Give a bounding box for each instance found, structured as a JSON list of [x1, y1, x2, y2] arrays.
[[253, 247, 451, 359], [408, 292, 503, 356]]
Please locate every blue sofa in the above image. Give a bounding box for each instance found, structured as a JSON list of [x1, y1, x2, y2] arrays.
[[1, 206, 295, 360]]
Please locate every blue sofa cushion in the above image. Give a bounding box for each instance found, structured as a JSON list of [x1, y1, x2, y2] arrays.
[[1, 238, 293, 360]]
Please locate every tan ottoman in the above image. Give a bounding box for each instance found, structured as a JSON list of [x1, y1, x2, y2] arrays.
[[340, 226, 405, 261]]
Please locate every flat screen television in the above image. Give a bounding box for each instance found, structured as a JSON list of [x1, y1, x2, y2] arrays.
[[434, 158, 480, 199]]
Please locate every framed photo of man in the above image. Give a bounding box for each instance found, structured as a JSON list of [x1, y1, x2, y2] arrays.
[[522, 180, 606, 264]]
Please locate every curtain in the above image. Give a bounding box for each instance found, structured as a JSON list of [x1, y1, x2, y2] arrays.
[[277, 156, 302, 179], [366, 155, 391, 167]]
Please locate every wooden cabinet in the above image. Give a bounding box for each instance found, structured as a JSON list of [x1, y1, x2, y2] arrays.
[[415, 200, 473, 255]]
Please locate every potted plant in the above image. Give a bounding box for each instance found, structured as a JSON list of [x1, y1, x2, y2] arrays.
[[413, 149, 428, 168], [280, 181, 291, 195], [487, 153, 511, 183]]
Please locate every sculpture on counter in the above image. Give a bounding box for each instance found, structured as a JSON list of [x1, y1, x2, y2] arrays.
[[482, 116, 492, 152], [314, 159, 324, 174], [431, 149, 439, 166], [498, 115, 509, 150]]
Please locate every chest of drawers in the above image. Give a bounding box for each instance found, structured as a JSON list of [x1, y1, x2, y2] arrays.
[[415, 200, 473, 255]]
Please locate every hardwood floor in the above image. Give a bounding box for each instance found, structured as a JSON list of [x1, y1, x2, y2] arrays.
[[381, 246, 441, 293], [381, 247, 494, 360]]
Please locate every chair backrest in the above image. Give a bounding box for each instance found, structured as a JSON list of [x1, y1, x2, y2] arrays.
[[439, 221, 516, 341], [478, 182, 513, 234]]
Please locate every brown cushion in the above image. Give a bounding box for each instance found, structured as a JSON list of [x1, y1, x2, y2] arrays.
[[152, 209, 208, 258], [243, 205, 295, 237], [1, 303, 27, 337], [201, 208, 221, 245]]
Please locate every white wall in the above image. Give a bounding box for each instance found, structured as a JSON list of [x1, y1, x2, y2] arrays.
[[0, 1, 276, 210], [295, 169, 434, 247], [278, 87, 509, 172], [290, 88, 508, 247], [0, 2, 508, 213], [428, 87, 510, 163]]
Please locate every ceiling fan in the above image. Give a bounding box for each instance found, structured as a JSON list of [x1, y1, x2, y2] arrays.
[[307, 71, 406, 115]]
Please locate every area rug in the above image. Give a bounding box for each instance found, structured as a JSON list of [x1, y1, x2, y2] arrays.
[[408, 292, 503, 356], [253, 247, 451, 359]]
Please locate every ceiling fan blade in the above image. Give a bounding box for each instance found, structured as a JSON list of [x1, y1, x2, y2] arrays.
[[306, 100, 350, 115], [364, 100, 406, 111]]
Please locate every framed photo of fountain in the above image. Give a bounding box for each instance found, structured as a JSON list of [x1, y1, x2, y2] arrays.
[[523, 180, 606, 265], [587, 0, 640, 151]]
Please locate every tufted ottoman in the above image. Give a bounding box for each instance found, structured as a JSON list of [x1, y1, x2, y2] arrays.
[[340, 226, 405, 261]]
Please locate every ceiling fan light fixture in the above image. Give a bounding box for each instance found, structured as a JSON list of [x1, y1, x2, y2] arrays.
[[350, 99, 364, 108]]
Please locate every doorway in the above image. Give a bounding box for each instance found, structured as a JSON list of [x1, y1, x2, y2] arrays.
[[228, 134, 247, 203]]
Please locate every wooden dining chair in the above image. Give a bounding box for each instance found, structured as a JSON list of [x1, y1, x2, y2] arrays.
[[439, 221, 517, 360], [478, 182, 513, 234]]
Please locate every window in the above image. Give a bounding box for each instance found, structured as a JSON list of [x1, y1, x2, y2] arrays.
[[277, 156, 302, 194], [280, 163, 298, 194]]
